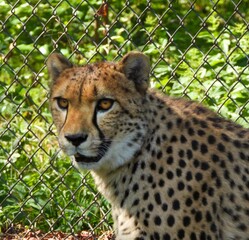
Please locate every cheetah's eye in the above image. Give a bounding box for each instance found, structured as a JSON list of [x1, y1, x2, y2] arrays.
[[97, 98, 114, 111], [56, 98, 69, 110]]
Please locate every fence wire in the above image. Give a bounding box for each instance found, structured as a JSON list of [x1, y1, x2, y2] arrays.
[[0, 0, 249, 239]]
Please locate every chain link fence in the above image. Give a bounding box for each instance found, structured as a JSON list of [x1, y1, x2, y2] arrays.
[[1, 0, 249, 239]]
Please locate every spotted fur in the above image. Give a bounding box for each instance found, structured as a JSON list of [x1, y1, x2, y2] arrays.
[[47, 51, 249, 240]]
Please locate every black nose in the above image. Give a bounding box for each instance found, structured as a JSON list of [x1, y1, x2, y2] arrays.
[[65, 133, 88, 147]]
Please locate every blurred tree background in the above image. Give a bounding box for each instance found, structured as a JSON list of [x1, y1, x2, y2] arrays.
[[0, 0, 248, 237]]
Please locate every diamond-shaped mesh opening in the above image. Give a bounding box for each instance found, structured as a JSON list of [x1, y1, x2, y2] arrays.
[[1, 0, 249, 238]]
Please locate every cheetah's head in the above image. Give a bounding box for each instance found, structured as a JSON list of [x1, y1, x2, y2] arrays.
[[47, 51, 150, 172]]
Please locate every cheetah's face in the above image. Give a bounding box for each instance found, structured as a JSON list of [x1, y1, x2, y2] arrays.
[[47, 52, 150, 172]]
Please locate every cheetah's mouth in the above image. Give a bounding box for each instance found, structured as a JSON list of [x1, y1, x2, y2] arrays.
[[74, 140, 111, 163], [74, 153, 101, 163]]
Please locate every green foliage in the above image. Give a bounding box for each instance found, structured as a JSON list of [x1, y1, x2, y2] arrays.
[[0, 0, 249, 235]]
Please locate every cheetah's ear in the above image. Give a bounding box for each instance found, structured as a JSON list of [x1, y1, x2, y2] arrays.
[[47, 53, 73, 81], [119, 51, 150, 95]]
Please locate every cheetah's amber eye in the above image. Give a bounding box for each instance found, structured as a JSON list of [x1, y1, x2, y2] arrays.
[[97, 98, 114, 111], [56, 98, 69, 110]]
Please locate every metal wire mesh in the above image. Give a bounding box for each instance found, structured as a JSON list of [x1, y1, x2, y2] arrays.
[[1, 0, 249, 239]]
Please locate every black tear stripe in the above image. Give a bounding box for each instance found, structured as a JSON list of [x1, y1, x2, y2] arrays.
[[59, 108, 68, 133], [92, 108, 112, 158], [93, 107, 105, 140]]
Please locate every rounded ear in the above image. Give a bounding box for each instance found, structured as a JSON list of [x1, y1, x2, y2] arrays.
[[47, 53, 73, 82], [118, 51, 150, 95]]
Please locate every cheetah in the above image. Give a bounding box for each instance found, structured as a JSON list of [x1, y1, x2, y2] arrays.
[[47, 51, 249, 240]]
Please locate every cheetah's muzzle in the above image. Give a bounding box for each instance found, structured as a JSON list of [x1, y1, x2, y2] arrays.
[[74, 140, 111, 163]]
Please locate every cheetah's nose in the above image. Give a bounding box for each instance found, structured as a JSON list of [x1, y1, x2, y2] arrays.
[[65, 133, 88, 147]]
